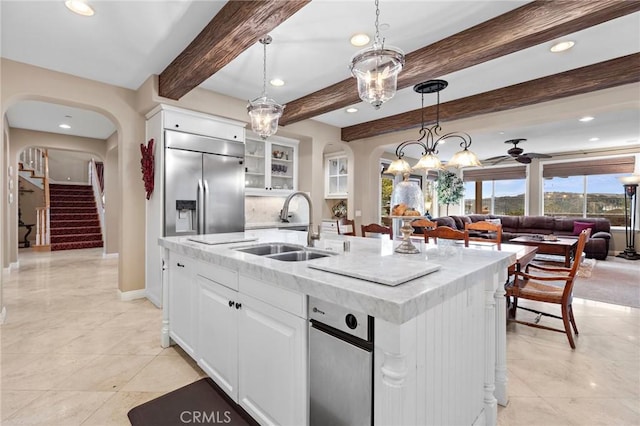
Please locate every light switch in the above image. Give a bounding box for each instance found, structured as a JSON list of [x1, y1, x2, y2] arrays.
[[355, 210, 362, 217]]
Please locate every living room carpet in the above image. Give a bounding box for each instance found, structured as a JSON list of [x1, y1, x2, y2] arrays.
[[572, 256, 640, 308], [525, 256, 639, 308], [128, 378, 259, 426]]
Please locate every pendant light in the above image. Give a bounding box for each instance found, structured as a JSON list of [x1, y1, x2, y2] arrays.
[[247, 36, 284, 140], [349, 0, 404, 109], [387, 79, 481, 175]]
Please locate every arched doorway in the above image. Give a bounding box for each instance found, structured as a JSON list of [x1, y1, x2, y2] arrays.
[[5, 100, 119, 261]]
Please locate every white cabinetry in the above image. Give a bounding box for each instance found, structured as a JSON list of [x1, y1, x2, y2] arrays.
[[167, 254, 307, 425], [167, 252, 197, 357], [324, 154, 348, 199], [238, 293, 307, 426], [245, 131, 299, 196], [197, 274, 239, 399]]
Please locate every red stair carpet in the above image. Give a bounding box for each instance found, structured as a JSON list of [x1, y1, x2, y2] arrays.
[[49, 184, 103, 251]]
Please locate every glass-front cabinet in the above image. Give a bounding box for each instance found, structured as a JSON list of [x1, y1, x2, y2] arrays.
[[325, 154, 348, 199], [244, 132, 299, 196]]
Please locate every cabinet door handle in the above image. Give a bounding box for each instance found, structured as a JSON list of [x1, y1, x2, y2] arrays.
[[177, 263, 185, 268], [228, 300, 234, 308], [235, 302, 242, 310]]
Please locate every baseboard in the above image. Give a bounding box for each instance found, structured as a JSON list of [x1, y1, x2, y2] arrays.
[[102, 252, 119, 259], [0, 306, 6, 324], [119, 289, 147, 301]]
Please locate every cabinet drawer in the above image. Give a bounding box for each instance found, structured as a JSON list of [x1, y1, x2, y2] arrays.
[[163, 110, 244, 142], [239, 275, 306, 318], [322, 220, 338, 234], [170, 252, 193, 271], [197, 262, 239, 291]]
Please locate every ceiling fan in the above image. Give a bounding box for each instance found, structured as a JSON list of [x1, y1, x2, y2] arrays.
[[485, 139, 552, 164]]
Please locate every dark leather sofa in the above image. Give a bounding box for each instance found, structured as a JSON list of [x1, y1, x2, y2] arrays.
[[431, 214, 611, 260]]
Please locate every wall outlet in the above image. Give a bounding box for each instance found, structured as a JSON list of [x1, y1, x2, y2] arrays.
[[355, 210, 362, 217]]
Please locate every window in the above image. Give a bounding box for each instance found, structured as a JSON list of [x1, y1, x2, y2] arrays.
[[543, 174, 629, 226], [463, 166, 526, 215], [542, 157, 635, 226]]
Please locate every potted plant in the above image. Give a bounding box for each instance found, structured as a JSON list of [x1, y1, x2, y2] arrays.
[[436, 170, 464, 215]]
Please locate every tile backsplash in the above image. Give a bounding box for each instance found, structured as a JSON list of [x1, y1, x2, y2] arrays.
[[245, 195, 309, 225]]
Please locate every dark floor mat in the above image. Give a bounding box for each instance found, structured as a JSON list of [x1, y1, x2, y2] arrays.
[[127, 378, 259, 426]]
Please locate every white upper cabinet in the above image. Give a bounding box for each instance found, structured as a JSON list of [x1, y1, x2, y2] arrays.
[[325, 153, 348, 199], [245, 132, 299, 196]]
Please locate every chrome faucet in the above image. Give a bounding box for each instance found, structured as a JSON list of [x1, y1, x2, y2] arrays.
[[280, 191, 320, 247]]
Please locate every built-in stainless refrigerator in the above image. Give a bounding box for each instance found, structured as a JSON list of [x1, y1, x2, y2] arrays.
[[164, 130, 245, 236]]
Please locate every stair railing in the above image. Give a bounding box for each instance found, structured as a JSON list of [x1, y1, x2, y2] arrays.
[[89, 158, 106, 244], [19, 147, 46, 177], [34, 149, 51, 249]]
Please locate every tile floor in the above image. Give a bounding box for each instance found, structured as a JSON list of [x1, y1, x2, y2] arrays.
[[1, 248, 639, 425]]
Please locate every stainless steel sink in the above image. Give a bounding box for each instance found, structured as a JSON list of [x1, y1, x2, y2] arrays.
[[266, 251, 334, 262], [235, 242, 336, 262], [235, 243, 304, 256]]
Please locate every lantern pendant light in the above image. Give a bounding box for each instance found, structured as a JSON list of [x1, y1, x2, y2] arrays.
[[349, 0, 404, 109], [247, 36, 284, 140]]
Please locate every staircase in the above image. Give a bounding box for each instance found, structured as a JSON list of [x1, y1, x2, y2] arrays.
[[49, 184, 103, 251]]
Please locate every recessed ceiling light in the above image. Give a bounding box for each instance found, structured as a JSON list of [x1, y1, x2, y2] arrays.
[[379, 23, 390, 31], [59, 124, 71, 129], [550, 40, 575, 53], [345, 107, 358, 113], [589, 137, 600, 142], [350, 33, 370, 47], [579, 116, 594, 122], [270, 78, 285, 87], [499, 131, 505, 135], [65, 0, 95, 16]]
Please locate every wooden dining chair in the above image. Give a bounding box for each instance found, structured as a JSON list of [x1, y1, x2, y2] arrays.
[[465, 221, 503, 249], [505, 229, 590, 349], [423, 226, 469, 247], [336, 217, 356, 236], [361, 223, 392, 239], [411, 219, 437, 236]]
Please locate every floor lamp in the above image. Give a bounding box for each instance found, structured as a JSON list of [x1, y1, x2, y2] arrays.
[[617, 176, 640, 261]]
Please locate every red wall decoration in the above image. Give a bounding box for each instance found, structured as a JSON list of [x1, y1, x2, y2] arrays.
[[140, 138, 155, 200]]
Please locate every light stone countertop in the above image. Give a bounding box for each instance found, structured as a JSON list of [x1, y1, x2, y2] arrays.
[[159, 229, 515, 324], [245, 222, 308, 230]]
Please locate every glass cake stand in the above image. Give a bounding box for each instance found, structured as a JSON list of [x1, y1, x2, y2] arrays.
[[390, 215, 426, 254]]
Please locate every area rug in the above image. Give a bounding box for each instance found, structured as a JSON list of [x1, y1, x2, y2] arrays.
[[572, 256, 640, 308], [128, 378, 259, 426], [527, 256, 639, 308]]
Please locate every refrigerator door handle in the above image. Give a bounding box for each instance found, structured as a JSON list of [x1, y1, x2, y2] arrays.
[[203, 179, 209, 233], [197, 179, 204, 234]]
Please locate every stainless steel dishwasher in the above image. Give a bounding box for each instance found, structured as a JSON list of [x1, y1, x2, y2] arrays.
[[309, 296, 373, 426]]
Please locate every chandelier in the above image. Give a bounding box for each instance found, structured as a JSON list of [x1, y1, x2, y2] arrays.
[[387, 79, 481, 175], [247, 36, 284, 140], [349, 0, 404, 109]]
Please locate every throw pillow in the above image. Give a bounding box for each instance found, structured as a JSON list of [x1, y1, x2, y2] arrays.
[[485, 219, 501, 225], [573, 221, 593, 236]]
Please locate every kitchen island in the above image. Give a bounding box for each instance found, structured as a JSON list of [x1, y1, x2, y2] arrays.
[[159, 229, 514, 426]]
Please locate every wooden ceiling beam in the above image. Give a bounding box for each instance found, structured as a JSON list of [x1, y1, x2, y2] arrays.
[[341, 53, 640, 142], [159, 0, 309, 100], [280, 0, 640, 126]]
